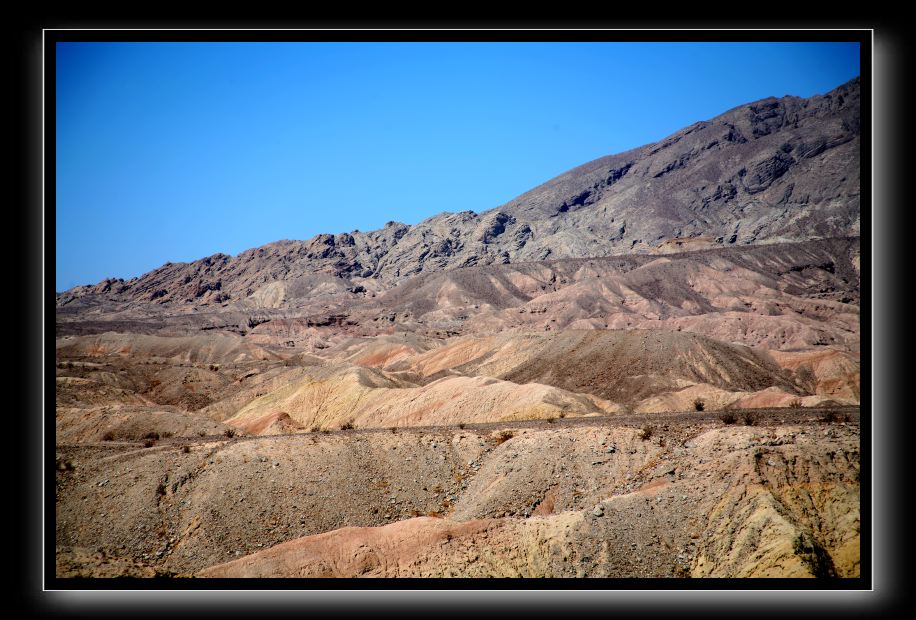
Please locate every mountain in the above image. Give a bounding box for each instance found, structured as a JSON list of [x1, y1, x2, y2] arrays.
[[57, 77, 860, 310], [55, 76, 863, 580]]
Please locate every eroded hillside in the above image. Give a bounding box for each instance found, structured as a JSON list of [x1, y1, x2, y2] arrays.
[[57, 412, 859, 578]]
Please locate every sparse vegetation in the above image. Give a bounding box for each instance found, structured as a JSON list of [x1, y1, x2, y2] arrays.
[[788, 398, 803, 408], [310, 425, 321, 433], [143, 431, 160, 440], [389, 426, 398, 434], [101, 430, 116, 441], [458, 423, 466, 429], [558, 411, 567, 419], [638, 425, 653, 441], [742, 411, 758, 426], [340, 419, 355, 431], [223, 428, 236, 438], [693, 398, 705, 412], [819, 409, 849, 424], [546, 417, 556, 424], [143, 439, 155, 448], [181, 445, 191, 454], [719, 412, 737, 425]]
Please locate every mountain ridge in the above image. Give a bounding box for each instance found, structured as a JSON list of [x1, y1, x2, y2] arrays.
[[57, 76, 860, 311]]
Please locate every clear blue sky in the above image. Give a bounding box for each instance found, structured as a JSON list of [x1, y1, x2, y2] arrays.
[[56, 41, 860, 291]]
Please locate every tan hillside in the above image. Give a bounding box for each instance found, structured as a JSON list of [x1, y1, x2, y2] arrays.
[[226, 364, 617, 433]]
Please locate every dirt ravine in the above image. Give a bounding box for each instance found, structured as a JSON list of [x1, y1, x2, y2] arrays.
[[57, 411, 859, 578]]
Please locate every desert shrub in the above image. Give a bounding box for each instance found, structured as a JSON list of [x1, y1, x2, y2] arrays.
[[160, 431, 173, 438], [819, 409, 848, 424], [546, 417, 556, 424], [181, 445, 191, 454], [742, 411, 758, 426], [788, 398, 803, 408], [693, 399, 705, 412], [101, 430, 116, 441], [638, 426, 653, 441], [458, 423, 466, 429], [494, 430, 514, 444], [719, 412, 737, 425], [143, 431, 160, 440], [558, 411, 567, 419], [223, 428, 236, 438], [340, 419, 355, 431], [209, 364, 218, 372], [143, 439, 155, 448], [198, 430, 206, 437], [389, 427, 398, 434], [155, 482, 166, 496]]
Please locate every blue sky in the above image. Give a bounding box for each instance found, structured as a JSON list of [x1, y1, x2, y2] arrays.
[[56, 41, 860, 291]]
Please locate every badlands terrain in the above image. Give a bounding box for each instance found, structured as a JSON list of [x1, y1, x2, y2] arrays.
[[55, 78, 861, 579]]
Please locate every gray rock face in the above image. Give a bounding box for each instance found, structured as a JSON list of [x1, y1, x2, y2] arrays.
[[57, 78, 860, 310]]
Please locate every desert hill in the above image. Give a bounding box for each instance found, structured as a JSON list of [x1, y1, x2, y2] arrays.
[[56, 416, 860, 578], [58, 237, 860, 357]]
